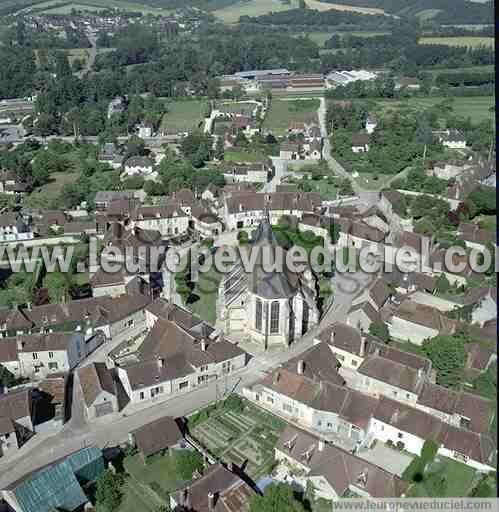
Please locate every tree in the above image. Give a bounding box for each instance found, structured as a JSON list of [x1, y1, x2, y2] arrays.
[[175, 451, 204, 480], [421, 439, 438, 468], [124, 135, 146, 159], [43, 271, 73, 303], [95, 471, 124, 511], [0, 365, 17, 388], [369, 321, 390, 343], [249, 483, 306, 512], [214, 136, 224, 161], [435, 273, 450, 294], [422, 333, 467, 388]]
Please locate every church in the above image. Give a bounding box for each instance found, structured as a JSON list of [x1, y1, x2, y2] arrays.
[[216, 220, 320, 349]]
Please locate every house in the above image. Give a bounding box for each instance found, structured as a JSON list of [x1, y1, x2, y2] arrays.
[[217, 221, 319, 348], [385, 300, 457, 345], [171, 463, 256, 512], [395, 77, 420, 91], [0, 389, 34, 442], [337, 218, 386, 250], [0, 417, 19, 458], [1, 446, 106, 512], [122, 156, 155, 179], [464, 343, 497, 381], [191, 206, 222, 238], [0, 338, 20, 378], [222, 162, 269, 184], [365, 115, 377, 134], [116, 317, 247, 406], [108, 96, 125, 119], [130, 204, 189, 238], [78, 363, 118, 420], [347, 302, 381, 332], [90, 266, 150, 298], [274, 425, 408, 500], [0, 171, 27, 196], [351, 278, 392, 313], [97, 143, 124, 169], [244, 366, 377, 442], [279, 142, 301, 160], [457, 222, 495, 250], [462, 287, 497, 326], [351, 133, 370, 153], [94, 190, 136, 210], [130, 416, 184, 460], [434, 129, 467, 149], [0, 213, 33, 243], [370, 396, 496, 472], [14, 332, 103, 379], [201, 183, 220, 203]]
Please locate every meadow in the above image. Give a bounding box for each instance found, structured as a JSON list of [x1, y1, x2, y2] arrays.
[[263, 98, 320, 135], [419, 36, 494, 48], [160, 99, 208, 134], [213, 0, 298, 23]]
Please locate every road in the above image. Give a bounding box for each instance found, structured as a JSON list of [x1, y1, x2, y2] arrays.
[[76, 32, 97, 79]]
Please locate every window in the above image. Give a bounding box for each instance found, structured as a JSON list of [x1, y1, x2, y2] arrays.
[[125, 319, 135, 328], [398, 433, 403, 439], [48, 352, 54, 359], [255, 299, 263, 332], [32, 353, 38, 360], [406, 393, 410, 399], [351, 360, 358, 366], [270, 302, 280, 334], [34, 366, 40, 373], [459, 416, 471, 430], [48, 362, 58, 370], [266, 395, 274, 404], [393, 391, 398, 397], [337, 354, 345, 361], [282, 403, 293, 413], [179, 381, 189, 390], [139, 392, 145, 400]]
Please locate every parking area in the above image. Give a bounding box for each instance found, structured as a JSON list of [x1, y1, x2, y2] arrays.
[[357, 441, 414, 476]]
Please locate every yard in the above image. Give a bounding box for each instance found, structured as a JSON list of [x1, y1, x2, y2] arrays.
[[407, 456, 477, 497], [188, 264, 223, 325], [224, 148, 269, 162], [376, 96, 495, 125], [419, 36, 494, 48], [189, 397, 285, 480], [354, 172, 392, 191], [24, 171, 79, 208], [118, 450, 190, 512], [160, 99, 208, 134], [263, 99, 320, 136]]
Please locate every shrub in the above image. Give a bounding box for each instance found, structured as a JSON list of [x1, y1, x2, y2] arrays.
[[402, 456, 424, 482], [421, 439, 438, 466], [175, 451, 204, 480]]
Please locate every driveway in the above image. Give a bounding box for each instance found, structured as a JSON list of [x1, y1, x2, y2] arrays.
[[357, 441, 414, 477]]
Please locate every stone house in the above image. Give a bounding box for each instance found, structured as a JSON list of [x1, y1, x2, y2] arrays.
[[78, 362, 118, 420], [351, 133, 370, 153], [463, 287, 497, 326]]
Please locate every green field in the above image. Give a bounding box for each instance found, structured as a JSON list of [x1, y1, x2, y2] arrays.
[[263, 98, 320, 136], [25, 171, 79, 209], [419, 36, 494, 48], [224, 149, 268, 162], [213, 0, 298, 23], [377, 96, 495, 125], [160, 100, 208, 134], [407, 457, 477, 497], [19, 0, 174, 15], [424, 65, 495, 76]]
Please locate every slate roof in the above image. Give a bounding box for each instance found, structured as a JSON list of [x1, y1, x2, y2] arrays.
[[15, 332, 82, 353], [391, 300, 456, 334], [132, 416, 183, 458], [317, 323, 363, 356], [0, 389, 32, 422], [0, 338, 18, 362]]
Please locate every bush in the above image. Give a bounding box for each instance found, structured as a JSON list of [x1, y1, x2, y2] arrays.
[[95, 471, 124, 511], [175, 450, 204, 480], [402, 456, 424, 482], [421, 439, 438, 466]]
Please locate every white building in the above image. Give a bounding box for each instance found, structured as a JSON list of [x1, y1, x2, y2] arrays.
[[78, 362, 119, 420]]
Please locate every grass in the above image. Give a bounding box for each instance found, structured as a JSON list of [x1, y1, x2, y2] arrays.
[[419, 36, 494, 48], [213, 0, 298, 23], [263, 99, 320, 136], [354, 173, 393, 190], [424, 65, 495, 76], [160, 99, 208, 134], [376, 96, 495, 125], [224, 149, 268, 162], [407, 456, 476, 497], [24, 171, 79, 208], [118, 451, 187, 512], [476, 215, 496, 233], [188, 264, 223, 325], [21, 0, 174, 15], [305, 0, 385, 15]]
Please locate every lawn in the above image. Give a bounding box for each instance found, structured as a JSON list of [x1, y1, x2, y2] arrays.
[[213, 0, 298, 23], [376, 96, 495, 125], [354, 173, 392, 190], [407, 456, 477, 497], [476, 214, 496, 233], [419, 36, 494, 48], [189, 397, 285, 480], [188, 264, 223, 325], [118, 451, 188, 512], [263, 99, 320, 136], [160, 100, 208, 134], [24, 171, 79, 209], [424, 64, 495, 76], [224, 149, 268, 163]]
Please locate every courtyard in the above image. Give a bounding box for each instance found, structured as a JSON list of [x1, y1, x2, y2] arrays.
[[189, 397, 285, 480]]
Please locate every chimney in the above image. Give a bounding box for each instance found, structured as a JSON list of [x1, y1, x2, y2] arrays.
[[297, 359, 305, 375], [359, 336, 366, 358], [318, 439, 325, 452], [273, 371, 280, 384], [417, 368, 423, 381], [201, 339, 207, 351], [157, 357, 165, 369], [208, 492, 216, 512], [330, 328, 334, 344], [27, 302, 32, 311]]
